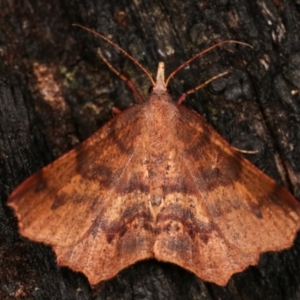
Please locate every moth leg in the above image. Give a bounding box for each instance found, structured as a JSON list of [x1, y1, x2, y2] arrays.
[[177, 71, 229, 105], [97, 48, 145, 103]]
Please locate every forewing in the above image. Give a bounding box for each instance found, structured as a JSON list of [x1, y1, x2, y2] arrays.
[[52, 143, 155, 284], [8, 104, 151, 248], [154, 105, 300, 285]]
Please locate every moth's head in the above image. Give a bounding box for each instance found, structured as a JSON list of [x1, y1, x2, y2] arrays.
[[151, 62, 168, 95]]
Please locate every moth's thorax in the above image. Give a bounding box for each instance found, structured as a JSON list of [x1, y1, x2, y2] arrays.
[[138, 95, 179, 218], [142, 93, 178, 129]]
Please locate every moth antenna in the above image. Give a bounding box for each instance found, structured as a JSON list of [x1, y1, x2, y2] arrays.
[[73, 24, 156, 87], [166, 40, 252, 87]]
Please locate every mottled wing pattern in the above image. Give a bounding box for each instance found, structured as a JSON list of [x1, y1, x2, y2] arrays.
[[8, 104, 154, 251], [52, 112, 157, 284], [154, 104, 300, 286], [51, 97, 183, 284], [8, 94, 300, 286]]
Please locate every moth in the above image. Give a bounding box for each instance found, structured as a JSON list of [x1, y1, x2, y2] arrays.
[[8, 25, 300, 286]]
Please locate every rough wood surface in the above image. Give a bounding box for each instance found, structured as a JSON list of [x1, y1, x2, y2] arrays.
[[1, 1, 300, 299]]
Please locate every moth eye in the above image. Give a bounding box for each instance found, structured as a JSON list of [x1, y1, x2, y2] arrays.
[[148, 86, 153, 94]]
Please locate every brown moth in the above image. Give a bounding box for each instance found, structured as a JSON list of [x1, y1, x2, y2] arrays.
[[7, 25, 300, 286]]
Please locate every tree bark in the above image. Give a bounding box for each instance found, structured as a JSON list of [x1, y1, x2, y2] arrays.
[[1, 0, 300, 299]]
